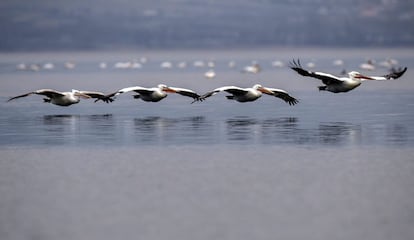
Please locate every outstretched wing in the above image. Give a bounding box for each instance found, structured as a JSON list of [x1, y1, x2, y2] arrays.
[[101, 86, 149, 100], [7, 89, 64, 102], [290, 59, 343, 85], [200, 86, 248, 100], [263, 87, 299, 106], [79, 91, 115, 103], [167, 87, 201, 102], [369, 67, 407, 81]]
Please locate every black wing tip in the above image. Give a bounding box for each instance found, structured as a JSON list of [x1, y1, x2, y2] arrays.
[[6, 92, 32, 102], [191, 96, 204, 104], [289, 58, 312, 77], [396, 66, 408, 75], [287, 97, 299, 106], [190, 94, 204, 104], [289, 58, 302, 69], [198, 91, 216, 102], [94, 97, 115, 103], [387, 66, 408, 79]]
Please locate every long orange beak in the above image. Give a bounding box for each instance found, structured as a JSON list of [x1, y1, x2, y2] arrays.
[[355, 74, 375, 80], [163, 87, 177, 93], [74, 92, 91, 99], [258, 87, 273, 94]]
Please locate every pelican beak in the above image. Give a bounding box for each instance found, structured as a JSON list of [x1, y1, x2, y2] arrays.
[[258, 87, 273, 95], [74, 92, 91, 99], [356, 73, 375, 80], [163, 87, 177, 93]]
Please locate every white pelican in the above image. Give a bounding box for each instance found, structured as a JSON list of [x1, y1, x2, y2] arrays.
[[16, 63, 27, 71], [105, 84, 201, 103], [99, 62, 107, 69], [177, 61, 187, 68], [332, 59, 344, 66], [7, 89, 114, 106], [207, 60, 215, 68], [160, 61, 173, 69], [29, 64, 40, 72], [271, 60, 284, 68], [290, 59, 407, 93], [204, 69, 216, 79], [359, 59, 376, 71], [200, 84, 298, 105], [193, 60, 205, 68], [64, 62, 76, 69], [242, 62, 261, 73], [130, 61, 142, 69], [378, 58, 399, 69], [43, 63, 55, 70]]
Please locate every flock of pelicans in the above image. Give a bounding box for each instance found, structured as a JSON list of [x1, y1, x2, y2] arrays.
[[7, 59, 408, 107]]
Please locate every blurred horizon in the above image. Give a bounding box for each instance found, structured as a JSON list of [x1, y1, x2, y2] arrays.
[[1, 0, 414, 52]]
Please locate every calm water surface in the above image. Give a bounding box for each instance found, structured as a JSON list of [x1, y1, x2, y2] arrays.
[[1, 91, 413, 147], [1, 49, 414, 240]]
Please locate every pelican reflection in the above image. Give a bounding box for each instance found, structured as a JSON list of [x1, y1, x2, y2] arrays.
[[226, 117, 298, 143], [133, 116, 212, 144], [32, 115, 411, 146], [41, 114, 116, 145], [318, 122, 362, 145]]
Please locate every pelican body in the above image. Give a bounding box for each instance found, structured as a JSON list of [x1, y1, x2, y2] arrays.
[[200, 84, 298, 105], [7, 89, 114, 106], [290, 59, 407, 93], [105, 84, 201, 103]]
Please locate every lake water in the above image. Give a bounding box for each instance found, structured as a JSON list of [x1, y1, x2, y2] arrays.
[[1, 48, 414, 240]]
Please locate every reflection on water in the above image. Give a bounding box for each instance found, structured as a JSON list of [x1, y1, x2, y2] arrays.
[[0, 114, 412, 147], [133, 116, 213, 144], [318, 122, 362, 145], [226, 117, 298, 143]]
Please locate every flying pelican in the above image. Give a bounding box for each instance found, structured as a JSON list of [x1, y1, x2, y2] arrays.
[[290, 59, 407, 93], [7, 89, 114, 106], [200, 84, 298, 105], [104, 84, 201, 103]]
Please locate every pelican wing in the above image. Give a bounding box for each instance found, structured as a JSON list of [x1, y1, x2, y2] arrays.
[[118, 86, 150, 94], [200, 86, 248, 100], [167, 87, 201, 101], [103, 86, 149, 99], [79, 91, 114, 103], [7, 89, 64, 102], [369, 67, 407, 81], [263, 87, 299, 106], [290, 59, 343, 84]]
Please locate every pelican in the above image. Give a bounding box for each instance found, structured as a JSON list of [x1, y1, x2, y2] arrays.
[[204, 69, 216, 79], [64, 62, 76, 70], [290, 59, 407, 93], [105, 84, 201, 103], [242, 62, 261, 73], [359, 59, 376, 71], [271, 60, 285, 68], [7, 89, 114, 106], [200, 84, 298, 105]]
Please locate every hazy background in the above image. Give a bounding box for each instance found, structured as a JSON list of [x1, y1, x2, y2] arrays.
[[1, 0, 414, 51]]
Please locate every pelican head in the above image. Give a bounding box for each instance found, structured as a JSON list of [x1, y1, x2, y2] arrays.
[[252, 84, 263, 89], [253, 84, 273, 94], [348, 71, 374, 81]]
